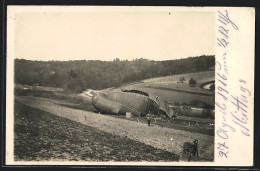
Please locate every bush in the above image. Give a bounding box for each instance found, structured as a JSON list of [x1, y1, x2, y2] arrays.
[[202, 104, 214, 118], [15, 88, 32, 96], [209, 83, 215, 92], [189, 78, 197, 87], [172, 105, 191, 116], [178, 77, 185, 83]]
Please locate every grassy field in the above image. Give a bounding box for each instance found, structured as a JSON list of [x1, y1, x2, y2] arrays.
[[14, 100, 180, 161], [121, 71, 215, 106], [143, 71, 214, 86], [60, 102, 214, 136]]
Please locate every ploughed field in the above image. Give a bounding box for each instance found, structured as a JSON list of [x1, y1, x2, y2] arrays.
[[15, 96, 214, 162], [14, 100, 179, 161]]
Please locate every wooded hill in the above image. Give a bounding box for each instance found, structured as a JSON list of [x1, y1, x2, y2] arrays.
[[15, 55, 215, 92]]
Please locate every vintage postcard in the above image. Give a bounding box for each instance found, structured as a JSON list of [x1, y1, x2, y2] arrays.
[[5, 6, 254, 166]]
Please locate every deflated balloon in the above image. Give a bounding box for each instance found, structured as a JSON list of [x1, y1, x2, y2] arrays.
[[92, 89, 174, 118]]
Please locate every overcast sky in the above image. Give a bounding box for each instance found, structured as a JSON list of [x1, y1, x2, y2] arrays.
[[13, 9, 215, 61]]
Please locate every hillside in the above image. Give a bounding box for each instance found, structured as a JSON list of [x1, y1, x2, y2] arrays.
[[121, 70, 215, 107], [15, 55, 215, 92]]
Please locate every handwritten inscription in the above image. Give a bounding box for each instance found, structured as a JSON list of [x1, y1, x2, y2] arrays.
[[217, 10, 239, 48], [216, 10, 241, 158], [230, 79, 251, 136]]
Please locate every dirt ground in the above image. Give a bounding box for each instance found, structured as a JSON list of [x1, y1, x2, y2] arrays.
[[16, 96, 214, 161], [14, 101, 180, 161]]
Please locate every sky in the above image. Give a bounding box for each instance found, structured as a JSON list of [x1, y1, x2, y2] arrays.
[[12, 8, 215, 61]]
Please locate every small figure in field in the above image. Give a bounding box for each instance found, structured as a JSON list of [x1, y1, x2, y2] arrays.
[[192, 140, 199, 156], [146, 112, 152, 126], [188, 139, 199, 161], [183, 139, 199, 162]]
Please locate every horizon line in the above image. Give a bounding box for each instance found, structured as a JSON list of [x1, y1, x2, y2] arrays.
[[14, 54, 215, 62]]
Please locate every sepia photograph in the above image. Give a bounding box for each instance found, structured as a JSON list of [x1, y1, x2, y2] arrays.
[[5, 6, 254, 166]]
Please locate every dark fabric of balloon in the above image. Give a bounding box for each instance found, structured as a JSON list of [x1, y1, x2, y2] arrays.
[[92, 90, 174, 118]]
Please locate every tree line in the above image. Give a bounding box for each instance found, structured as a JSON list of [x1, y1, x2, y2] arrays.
[[15, 55, 215, 92]]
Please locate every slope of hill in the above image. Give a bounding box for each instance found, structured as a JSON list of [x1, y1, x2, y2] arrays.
[[121, 70, 215, 106], [15, 55, 215, 92]]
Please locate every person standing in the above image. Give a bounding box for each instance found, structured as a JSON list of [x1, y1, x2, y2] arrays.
[[146, 111, 152, 126], [192, 140, 199, 157]]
